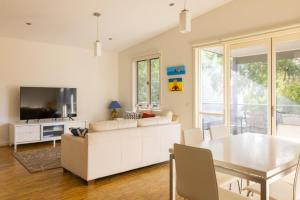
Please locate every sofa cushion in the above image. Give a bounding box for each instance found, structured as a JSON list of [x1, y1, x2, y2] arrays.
[[91, 119, 138, 131], [157, 116, 172, 124], [137, 117, 158, 127], [92, 120, 119, 131], [118, 119, 138, 129], [160, 110, 173, 121], [138, 116, 173, 127]]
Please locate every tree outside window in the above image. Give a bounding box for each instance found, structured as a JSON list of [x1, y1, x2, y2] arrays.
[[137, 58, 160, 109]]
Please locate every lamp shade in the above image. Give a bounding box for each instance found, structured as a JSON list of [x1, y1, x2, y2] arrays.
[[179, 9, 191, 33], [94, 40, 101, 56], [109, 101, 121, 109]]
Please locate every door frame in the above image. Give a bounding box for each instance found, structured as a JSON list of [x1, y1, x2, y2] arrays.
[[226, 38, 272, 135], [271, 32, 300, 136], [194, 26, 300, 136], [195, 45, 226, 130]]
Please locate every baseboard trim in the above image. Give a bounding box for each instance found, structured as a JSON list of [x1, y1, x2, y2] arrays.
[[0, 141, 9, 147]]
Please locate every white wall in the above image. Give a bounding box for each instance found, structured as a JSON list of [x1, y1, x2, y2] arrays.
[[0, 37, 118, 145], [119, 0, 300, 129]]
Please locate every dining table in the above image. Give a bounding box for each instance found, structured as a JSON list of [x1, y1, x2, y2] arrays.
[[169, 133, 300, 200]]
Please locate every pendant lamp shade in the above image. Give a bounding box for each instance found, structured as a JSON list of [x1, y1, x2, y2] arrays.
[[179, 9, 191, 33], [93, 12, 101, 57], [94, 40, 101, 56]]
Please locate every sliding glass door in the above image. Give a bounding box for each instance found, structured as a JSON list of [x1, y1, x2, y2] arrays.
[[273, 34, 300, 139], [198, 46, 224, 135], [229, 40, 271, 135], [196, 30, 300, 138]]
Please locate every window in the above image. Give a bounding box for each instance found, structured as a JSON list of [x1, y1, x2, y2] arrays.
[[195, 27, 300, 139], [136, 57, 160, 109], [198, 46, 225, 134], [196, 42, 271, 135], [230, 41, 269, 135]]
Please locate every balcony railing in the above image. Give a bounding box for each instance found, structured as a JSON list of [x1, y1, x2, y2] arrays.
[[200, 102, 300, 134]]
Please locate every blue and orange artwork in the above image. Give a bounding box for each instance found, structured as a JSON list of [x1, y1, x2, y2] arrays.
[[167, 65, 186, 76], [168, 78, 183, 92]]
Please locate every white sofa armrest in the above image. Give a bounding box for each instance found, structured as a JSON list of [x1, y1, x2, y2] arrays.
[[61, 134, 88, 180]]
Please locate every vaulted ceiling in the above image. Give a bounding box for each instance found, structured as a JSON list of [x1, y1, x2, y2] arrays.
[[0, 0, 231, 51]]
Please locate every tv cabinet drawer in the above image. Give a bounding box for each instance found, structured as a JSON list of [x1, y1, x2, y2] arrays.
[[15, 125, 40, 142]]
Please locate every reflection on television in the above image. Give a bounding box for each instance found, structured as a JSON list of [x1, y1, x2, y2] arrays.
[[20, 87, 77, 120]]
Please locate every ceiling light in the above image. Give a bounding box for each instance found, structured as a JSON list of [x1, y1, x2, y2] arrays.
[[169, 3, 175, 7], [93, 12, 101, 57], [179, 0, 191, 33], [25, 22, 32, 26], [108, 38, 113, 41]]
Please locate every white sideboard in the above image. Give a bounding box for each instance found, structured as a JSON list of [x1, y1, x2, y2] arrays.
[[9, 120, 88, 152]]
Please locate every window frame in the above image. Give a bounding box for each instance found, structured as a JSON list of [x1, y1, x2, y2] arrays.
[[193, 25, 300, 136], [196, 46, 226, 132], [136, 59, 149, 107], [135, 56, 161, 110]]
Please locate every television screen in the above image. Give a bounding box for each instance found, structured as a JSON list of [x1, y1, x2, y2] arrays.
[[20, 87, 77, 120]]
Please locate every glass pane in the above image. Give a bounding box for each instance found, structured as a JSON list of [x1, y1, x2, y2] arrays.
[[150, 58, 160, 108], [137, 60, 148, 106], [275, 39, 300, 139], [200, 115, 225, 130], [230, 43, 268, 135], [200, 114, 224, 137], [199, 46, 224, 113]]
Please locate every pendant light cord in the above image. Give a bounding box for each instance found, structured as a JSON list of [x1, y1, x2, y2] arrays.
[[96, 16, 99, 41], [184, 0, 187, 10]]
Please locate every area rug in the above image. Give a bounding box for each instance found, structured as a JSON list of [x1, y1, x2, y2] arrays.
[[13, 147, 61, 173]]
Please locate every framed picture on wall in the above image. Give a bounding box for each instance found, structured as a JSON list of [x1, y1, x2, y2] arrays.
[[168, 78, 183, 92], [167, 65, 186, 76]]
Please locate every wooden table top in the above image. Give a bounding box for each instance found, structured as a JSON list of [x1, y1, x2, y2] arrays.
[[199, 133, 300, 178]]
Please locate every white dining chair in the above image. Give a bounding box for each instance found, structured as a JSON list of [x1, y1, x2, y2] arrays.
[[282, 172, 296, 185], [209, 125, 242, 192], [173, 144, 250, 200], [244, 155, 300, 200], [209, 124, 229, 140], [183, 128, 204, 146]]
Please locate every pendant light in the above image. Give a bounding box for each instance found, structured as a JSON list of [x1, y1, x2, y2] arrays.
[[94, 12, 101, 57], [179, 0, 191, 33]]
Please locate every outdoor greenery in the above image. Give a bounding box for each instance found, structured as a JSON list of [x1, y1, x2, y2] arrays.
[[137, 58, 160, 107], [201, 47, 300, 134], [137, 60, 148, 104], [201, 50, 223, 93], [150, 58, 160, 105], [277, 58, 300, 105], [236, 61, 268, 106], [201, 50, 300, 115], [200, 50, 224, 113], [237, 57, 300, 113]]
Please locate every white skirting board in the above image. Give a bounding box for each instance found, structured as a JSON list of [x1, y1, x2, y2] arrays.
[[0, 123, 9, 147], [0, 141, 9, 147]]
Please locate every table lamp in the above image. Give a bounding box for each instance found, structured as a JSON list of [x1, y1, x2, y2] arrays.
[[109, 101, 121, 119]]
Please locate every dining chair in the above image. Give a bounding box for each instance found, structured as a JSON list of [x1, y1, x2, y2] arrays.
[[183, 128, 204, 146], [209, 124, 229, 140], [173, 144, 250, 200], [209, 125, 242, 192], [244, 155, 300, 200]]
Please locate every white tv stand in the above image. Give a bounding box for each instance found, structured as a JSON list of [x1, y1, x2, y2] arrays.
[[9, 120, 88, 152]]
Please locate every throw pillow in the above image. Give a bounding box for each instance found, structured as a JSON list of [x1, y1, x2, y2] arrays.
[[124, 111, 141, 119], [69, 127, 88, 137], [141, 112, 156, 118]]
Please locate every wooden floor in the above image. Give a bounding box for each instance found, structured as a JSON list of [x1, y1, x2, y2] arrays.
[[0, 142, 182, 200]]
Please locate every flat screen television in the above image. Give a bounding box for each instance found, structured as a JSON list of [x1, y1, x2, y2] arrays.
[[20, 87, 77, 120]]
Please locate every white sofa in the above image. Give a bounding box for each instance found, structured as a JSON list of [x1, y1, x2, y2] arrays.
[[61, 117, 181, 182]]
